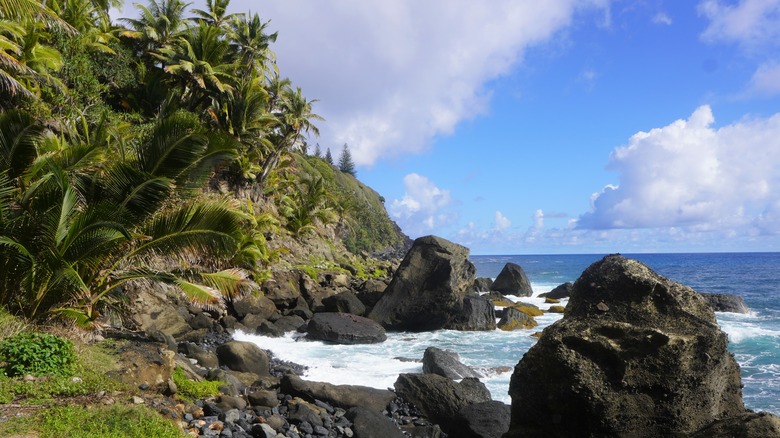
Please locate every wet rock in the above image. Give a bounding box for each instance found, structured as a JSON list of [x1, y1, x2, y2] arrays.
[[539, 281, 573, 299], [215, 341, 269, 376], [393, 374, 490, 430], [453, 400, 510, 438], [281, 374, 396, 413], [306, 312, 387, 344], [497, 307, 537, 331], [346, 407, 404, 438], [321, 291, 367, 316], [443, 295, 496, 331], [700, 292, 750, 314], [421, 347, 481, 380]]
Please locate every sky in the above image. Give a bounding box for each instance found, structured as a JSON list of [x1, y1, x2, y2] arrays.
[[113, 0, 780, 255]]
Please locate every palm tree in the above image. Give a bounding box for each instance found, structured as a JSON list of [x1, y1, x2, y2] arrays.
[[191, 0, 239, 29], [227, 11, 276, 79], [0, 110, 254, 325], [120, 0, 190, 53], [258, 86, 323, 185]]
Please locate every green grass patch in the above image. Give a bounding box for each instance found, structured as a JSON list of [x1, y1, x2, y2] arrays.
[[172, 367, 224, 401], [0, 404, 184, 438]]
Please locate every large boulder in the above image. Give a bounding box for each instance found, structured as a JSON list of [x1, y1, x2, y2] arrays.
[[471, 277, 493, 292], [700, 292, 750, 314], [497, 307, 537, 330], [394, 374, 490, 430], [215, 341, 270, 377], [444, 295, 496, 331], [490, 263, 533, 297], [368, 236, 476, 331], [306, 312, 387, 344], [422, 347, 482, 380], [281, 374, 396, 413], [505, 254, 748, 437], [232, 293, 277, 319]]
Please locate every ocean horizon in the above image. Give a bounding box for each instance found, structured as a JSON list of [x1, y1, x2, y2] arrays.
[[238, 252, 780, 415]]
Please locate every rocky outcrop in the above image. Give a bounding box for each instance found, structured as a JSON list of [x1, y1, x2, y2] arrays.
[[422, 347, 482, 380], [346, 407, 405, 438], [281, 374, 396, 413], [692, 412, 780, 437], [306, 312, 387, 344], [490, 263, 533, 296], [232, 293, 277, 320], [368, 236, 476, 331], [504, 254, 755, 437], [539, 281, 573, 299], [700, 292, 750, 314], [394, 374, 491, 433], [471, 277, 493, 292], [444, 295, 496, 331]]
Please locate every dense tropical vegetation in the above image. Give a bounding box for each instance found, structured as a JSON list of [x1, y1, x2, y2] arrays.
[[0, 0, 405, 328]]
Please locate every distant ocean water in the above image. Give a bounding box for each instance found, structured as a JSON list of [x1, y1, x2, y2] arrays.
[[236, 252, 780, 415]]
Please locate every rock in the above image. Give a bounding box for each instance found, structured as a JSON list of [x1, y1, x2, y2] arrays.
[[321, 291, 367, 316], [188, 312, 214, 330], [489, 263, 533, 297], [544, 297, 560, 304], [692, 411, 780, 437], [232, 293, 277, 319], [505, 254, 747, 437], [128, 282, 191, 337], [484, 291, 514, 308], [286, 296, 314, 320], [453, 401, 510, 438], [497, 307, 538, 330], [272, 314, 307, 333], [247, 389, 279, 407], [108, 342, 176, 392], [356, 279, 387, 310], [215, 341, 269, 376], [700, 292, 750, 314], [262, 271, 303, 307], [471, 277, 493, 292], [422, 347, 481, 380], [216, 395, 247, 412], [443, 295, 496, 331], [547, 305, 565, 313], [368, 236, 476, 331], [508, 302, 543, 317], [287, 398, 324, 427], [239, 313, 270, 332], [178, 342, 219, 368], [281, 374, 396, 413], [307, 312, 387, 344], [539, 281, 573, 299], [393, 374, 490, 429], [255, 320, 285, 337], [346, 407, 405, 438]]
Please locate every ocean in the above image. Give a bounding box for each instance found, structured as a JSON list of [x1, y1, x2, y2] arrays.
[[235, 252, 780, 415]]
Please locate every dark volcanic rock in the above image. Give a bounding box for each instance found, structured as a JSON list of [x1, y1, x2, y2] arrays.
[[281, 374, 396, 413], [444, 295, 496, 331], [215, 341, 269, 376], [454, 401, 510, 438], [321, 291, 367, 316], [471, 277, 493, 292], [346, 406, 405, 438], [505, 254, 747, 437], [497, 307, 537, 331], [394, 374, 490, 430], [368, 235, 476, 331], [306, 312, 386, 344], [692, 411, 780, 437], [490, 263, 533, 297], [232, 293, 277, 319], [539, 281, 573, 299], [422, 347, 481, 380], [700, 292, 750, 314]]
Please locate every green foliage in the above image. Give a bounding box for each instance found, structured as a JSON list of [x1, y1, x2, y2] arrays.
[[0, 404, 184, 438], [0, 332, 75, 377], [338, 143, 356, 176], [172, 367, 224, 401]]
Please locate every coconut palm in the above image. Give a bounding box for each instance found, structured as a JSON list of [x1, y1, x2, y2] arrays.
[[227, 11, 276, 79], [121, 0, 190, 53], [191, 0, 239, 29]]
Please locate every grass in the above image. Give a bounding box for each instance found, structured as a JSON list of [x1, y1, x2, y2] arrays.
[[0, 405, 184, 438], [171, 367, 224, 401]]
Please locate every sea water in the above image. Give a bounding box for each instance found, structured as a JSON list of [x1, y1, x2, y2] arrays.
[[236, 253, 780, 415]]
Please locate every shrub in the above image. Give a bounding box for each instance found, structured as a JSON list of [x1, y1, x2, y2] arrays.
[[0, 333, 76, 377], [172, 367, 224, 400]]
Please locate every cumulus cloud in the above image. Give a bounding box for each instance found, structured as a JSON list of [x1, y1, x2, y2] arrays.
[[389, 174, 455, 236], [578, 105, 780, 236], [494, 211, 512, 231], [228, 0, 609, 166]]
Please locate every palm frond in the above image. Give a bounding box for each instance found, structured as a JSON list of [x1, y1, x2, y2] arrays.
[[174, 277, 221, 309], [201, 268, 256, 302]]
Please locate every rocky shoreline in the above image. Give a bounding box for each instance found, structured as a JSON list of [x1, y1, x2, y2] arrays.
[[115, 236, 779, 437]]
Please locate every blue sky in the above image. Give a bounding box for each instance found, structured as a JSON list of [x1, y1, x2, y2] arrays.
[[115, 1, 780, 254]]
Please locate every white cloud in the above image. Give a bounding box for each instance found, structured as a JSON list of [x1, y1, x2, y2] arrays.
[[652, 12, 673, 25], [699, 0, 780, 50], [494, 211, 512, 231], [578, 105, 780, 237], [230, 0, 609, 166], [746, 61, 780, 96], [389, 173, 454, 236]]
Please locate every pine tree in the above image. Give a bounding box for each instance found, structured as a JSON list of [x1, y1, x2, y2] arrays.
[[313, 143, 322, 158], [338, 143, 356, 176], [324, 148, 334, 165]]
